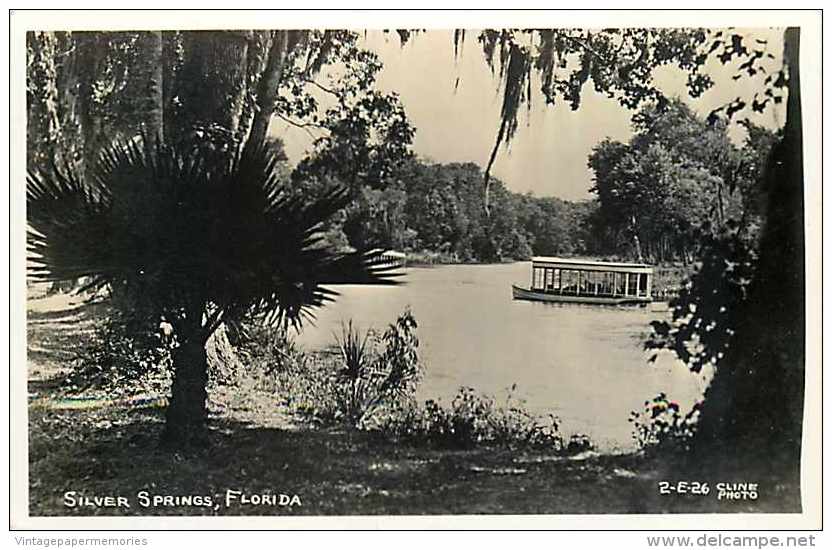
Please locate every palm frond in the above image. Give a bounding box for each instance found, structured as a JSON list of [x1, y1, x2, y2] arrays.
[[27, 135, 400, 329], [27, 160, 113, 283]]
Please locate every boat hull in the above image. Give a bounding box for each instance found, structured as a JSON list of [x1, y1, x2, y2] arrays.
[[511, 284, 651, 306]]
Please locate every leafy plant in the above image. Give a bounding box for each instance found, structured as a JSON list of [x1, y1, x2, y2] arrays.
[[645, 225, 758, 373], [67, 315, 174, 397], [629, 393, 701, 453], [376, 386, 569, 451], [235, 321, 307, 376], [330, 309, 421, 427], [67, 312, 256, 397]]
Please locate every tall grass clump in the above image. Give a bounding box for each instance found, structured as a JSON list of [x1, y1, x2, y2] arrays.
[[332, 308, 421, 427], [267, 308, 421, 428]]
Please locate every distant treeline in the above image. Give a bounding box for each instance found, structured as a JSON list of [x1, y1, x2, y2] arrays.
[[290, 157, 596, 263], [292, 100, 775, 263], [289, 100, 777, 265]]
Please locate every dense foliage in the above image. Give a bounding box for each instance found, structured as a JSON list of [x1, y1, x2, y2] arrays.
[[294, 156, 595, 263], [646, 225, 759, 373], [290, 99, 778, 267], [68, 314, 174, 397], [399, 161, 580, 262], [629, 393, 701, 454], [588, 100, 776, 263]]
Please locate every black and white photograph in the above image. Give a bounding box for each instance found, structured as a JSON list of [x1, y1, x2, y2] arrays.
[[9, 9, 822, 530]]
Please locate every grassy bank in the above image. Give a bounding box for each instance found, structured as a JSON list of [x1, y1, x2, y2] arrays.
[[27, 399, 800, 516], [26, 292, 798, 516]]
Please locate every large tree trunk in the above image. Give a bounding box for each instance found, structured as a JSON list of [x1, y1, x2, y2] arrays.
[[170, 31, 250, 146], [132, 31, 164, 140], [691, 28, 804, 488], [161, 31, 184, 144], [26, 31, 62, 173], [75, 32, 106, 176], [54, 32, 83, 172], [246, 31, 296, 149], [162, 334, 210, 447], [28, 31, 77, 294]]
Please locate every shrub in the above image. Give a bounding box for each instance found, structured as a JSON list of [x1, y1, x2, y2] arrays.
[[374, 385, 569, 451], [629, 392, 701, 453], [67, 316, 174, 396], [67, 313, 253, 396], [259, 308, 421, 428], [241, 310, 583, 453], [329, 309, 422, 427], [235, 321, 306, 376]]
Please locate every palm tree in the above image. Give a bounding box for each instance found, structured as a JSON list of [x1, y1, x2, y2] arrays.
[[27, 136, 398, 447]]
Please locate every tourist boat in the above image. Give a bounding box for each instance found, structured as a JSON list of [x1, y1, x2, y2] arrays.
[[512, 256, 654, 306]]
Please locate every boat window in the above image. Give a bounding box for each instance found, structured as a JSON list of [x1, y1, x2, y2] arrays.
[[582, 271, 594, 294], [601, 272, 615, 296], [561, 269, 578, 294], [545, 268, 555, 291], [533, 267, 545, 290], [639, 273, 649, 297], [627, 273, 638, 296], [615, 273, 626, 296], [589, 271, 602, 295]]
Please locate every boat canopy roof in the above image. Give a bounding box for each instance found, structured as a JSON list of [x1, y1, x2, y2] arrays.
[[531, 256, 653, 274]]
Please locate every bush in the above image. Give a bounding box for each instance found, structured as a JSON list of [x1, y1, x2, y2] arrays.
[[66, 316, 174, 396], [255, 308, 421, 428], [629, 393, 701, 454], [374, 385, 571, 451], [235, 321, 306, 376], [67, 313, 252, 396], [329, 308, 422, 427], [646, 226, 758, 374]]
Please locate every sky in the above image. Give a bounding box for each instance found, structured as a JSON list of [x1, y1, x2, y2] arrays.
[[271, 29, 785, 202]]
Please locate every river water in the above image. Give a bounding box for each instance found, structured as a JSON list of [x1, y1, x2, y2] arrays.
[[294, 262, 711, 451]]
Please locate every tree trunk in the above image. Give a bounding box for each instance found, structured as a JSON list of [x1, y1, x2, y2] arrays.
[[629, 216, 643, 262], [26, 31, 62, 173], [690, 28, 804, 487], [171, 31, 250, 145], [75, 32, 106, 176], [161, 31, 183, 144], [54, 31, 83, 172], [162, 335, 210, 447], [132, 31, 164, 140], [246, 31, 295, 150]]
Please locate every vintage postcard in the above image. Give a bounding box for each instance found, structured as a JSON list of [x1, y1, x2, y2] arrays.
[[9, 9, 823, 530]]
